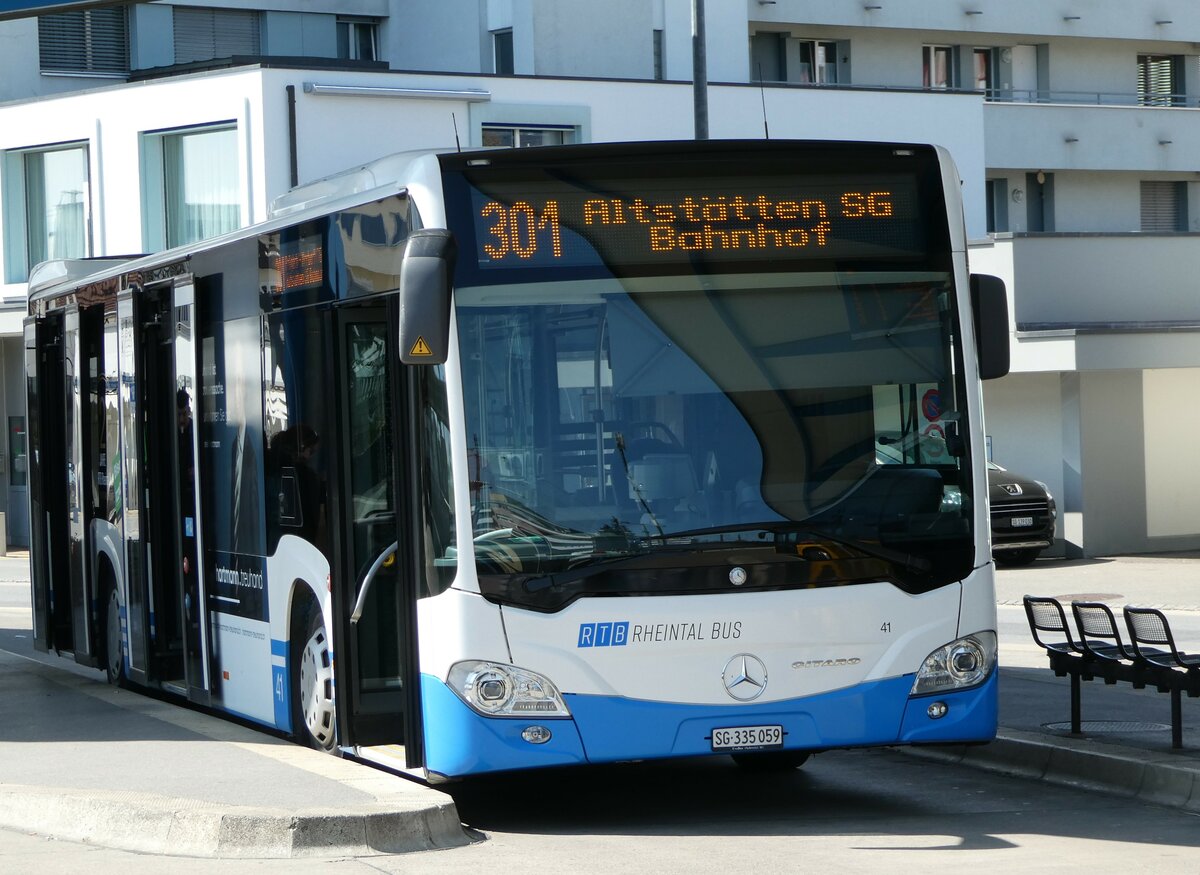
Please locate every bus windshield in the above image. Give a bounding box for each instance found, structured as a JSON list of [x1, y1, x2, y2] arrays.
[[442, 143, 972, 609], [456, 268, 972, 604]]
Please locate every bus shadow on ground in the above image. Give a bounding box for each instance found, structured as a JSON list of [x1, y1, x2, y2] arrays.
[[442, 746, 1200, 850]]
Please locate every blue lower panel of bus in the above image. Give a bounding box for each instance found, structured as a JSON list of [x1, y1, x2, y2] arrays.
[[421, 671, 997, 778]]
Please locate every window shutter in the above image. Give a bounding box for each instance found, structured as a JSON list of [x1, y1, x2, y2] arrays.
[[1140, 181, 1185, 231], [39, 8, 128, 75], [1138, 55, 1177, 105], [174, 8, 260, 64]]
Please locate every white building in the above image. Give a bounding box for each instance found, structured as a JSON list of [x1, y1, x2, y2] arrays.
[[0, 0, 1196, 557]]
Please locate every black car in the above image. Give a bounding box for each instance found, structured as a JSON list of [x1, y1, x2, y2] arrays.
[[988, 462, 1056, 566]]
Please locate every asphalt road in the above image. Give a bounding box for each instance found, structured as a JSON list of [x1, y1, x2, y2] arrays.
[[4, 744, 1200, 873], [4, 558, 1200, 871]]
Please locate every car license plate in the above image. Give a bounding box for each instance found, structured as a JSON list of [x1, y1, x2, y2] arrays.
[[711, 725, 784, 751], [1011, 516, 1034, 527]]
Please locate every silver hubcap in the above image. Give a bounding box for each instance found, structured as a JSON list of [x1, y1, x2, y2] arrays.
[[106, 591, 122, 679], [299, 621, 336, 748]]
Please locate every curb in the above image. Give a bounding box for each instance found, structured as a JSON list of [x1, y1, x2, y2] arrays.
[[0, 783, 470, 858], [904, 728, 1200, 811]]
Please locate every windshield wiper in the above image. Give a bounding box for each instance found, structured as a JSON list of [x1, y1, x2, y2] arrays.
[[641, 521, 932, 574]]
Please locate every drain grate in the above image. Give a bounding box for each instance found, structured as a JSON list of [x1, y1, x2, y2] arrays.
[[1043, 720, 1171, 733]]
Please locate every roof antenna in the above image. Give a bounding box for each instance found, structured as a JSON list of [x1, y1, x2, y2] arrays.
[[452, 113, 462, 152], [757, 63, 770, 140]]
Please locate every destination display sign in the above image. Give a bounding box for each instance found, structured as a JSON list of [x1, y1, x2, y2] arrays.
[[469, 175, 925, 271]]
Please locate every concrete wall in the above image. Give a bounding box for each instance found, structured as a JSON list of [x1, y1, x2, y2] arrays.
[[1144, 368, 1200, 541], [981, 370, 1066, 555], [1009, 235, 1200, 327], [532, 0, 652, 79], [984, 103, 1200, 174], [391, 1, 486, 73]]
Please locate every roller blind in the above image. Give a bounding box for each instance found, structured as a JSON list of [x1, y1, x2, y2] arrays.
[[39, 8, 128, 76], [174, 8, 261, 64], [1140, 181, 1186, 231]]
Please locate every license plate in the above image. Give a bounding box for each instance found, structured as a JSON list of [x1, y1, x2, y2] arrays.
[[711, 724, 784, 751], [1011, 516, 1034, 527]]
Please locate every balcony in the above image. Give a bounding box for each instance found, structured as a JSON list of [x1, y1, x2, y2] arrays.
[[970, 234, 1200, 373], [984, 101, 1200, 172]]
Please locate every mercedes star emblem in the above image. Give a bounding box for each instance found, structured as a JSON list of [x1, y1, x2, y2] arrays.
[[721, 653, 768, 701]]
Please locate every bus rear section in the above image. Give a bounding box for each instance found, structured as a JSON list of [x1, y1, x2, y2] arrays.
[[415, 141, 1002, 778]]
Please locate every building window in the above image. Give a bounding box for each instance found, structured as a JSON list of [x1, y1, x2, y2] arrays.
[[985, 179, 1008, 233], [1138, 54, 1183, 106], [173, 7, 261, 65], [38, 7, 128, 76], [923, 45, 955, 90], [2, 143, 90, 283], [797, 39, 837, 84], [653, 28, 664, 80], [337, 17, 378, 62], [1141, 181, 1187, 231], [482, 125, 575, 148], [974, 48, 996, 95], [143, 125, 240, 251], [750, 34, 837, 84], [493, 29, 514, 75]]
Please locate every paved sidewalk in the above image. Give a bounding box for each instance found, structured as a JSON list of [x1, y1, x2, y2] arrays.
[[0, 647, 468, 858]]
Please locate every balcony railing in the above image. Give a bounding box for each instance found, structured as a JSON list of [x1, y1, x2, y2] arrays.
[[752, 80, 1200, 109]]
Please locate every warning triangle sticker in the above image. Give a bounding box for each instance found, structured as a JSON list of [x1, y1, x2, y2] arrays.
[[409, 336, 433, 357]]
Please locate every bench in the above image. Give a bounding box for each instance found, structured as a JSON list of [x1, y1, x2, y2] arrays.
[[1023, 595, 1200, 749]]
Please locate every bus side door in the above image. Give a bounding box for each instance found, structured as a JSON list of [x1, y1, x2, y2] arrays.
[[328, 301, 423, 763]]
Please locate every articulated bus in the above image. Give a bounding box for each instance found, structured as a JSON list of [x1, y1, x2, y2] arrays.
[[26, 140, 1010, 780]]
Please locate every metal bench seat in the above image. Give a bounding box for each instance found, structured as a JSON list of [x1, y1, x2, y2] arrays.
[[1024, 595, 1200, 749]]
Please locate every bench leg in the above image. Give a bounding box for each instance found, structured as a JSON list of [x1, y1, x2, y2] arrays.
[[1172, 687, 1182, 750], [1071, 672, 1081, 735]]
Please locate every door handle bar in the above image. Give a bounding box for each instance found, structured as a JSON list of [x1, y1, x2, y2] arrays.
[[350, 540, 399, 625]]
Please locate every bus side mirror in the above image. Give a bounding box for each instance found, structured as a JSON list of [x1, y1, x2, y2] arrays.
[[398, 229, 456, 365], [970, 273, 1010, 381]]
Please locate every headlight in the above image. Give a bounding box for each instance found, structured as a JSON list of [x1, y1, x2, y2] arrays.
[[1035, 481, 1057, 520], [447, 660, 571, 718], [910, 631, 997, 696]]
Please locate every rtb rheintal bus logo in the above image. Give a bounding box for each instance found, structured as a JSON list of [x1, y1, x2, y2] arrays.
[[578, 620, 742, 647]]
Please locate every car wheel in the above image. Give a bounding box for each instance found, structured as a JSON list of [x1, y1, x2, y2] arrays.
[[732, 750, 811, 772], [293, 603, 337, 751], [995, 549, 1041, 568]]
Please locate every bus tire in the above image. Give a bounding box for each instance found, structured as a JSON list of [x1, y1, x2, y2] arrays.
[[292, 601, 337, 751], [103, 584, 125, 686], [731, 750, 810, 772]]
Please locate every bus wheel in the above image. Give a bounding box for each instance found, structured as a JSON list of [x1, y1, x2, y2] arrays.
[[293, 604, 337, 750], [104, 585, 125, 686], [732, 751, 810, 772]]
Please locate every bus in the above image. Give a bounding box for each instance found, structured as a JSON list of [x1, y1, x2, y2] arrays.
[[25, 140, 1010, 780]]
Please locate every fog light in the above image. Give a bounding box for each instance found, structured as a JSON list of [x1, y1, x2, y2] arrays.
[[522, 725, 552, 744], [927, 701, 949, 720]]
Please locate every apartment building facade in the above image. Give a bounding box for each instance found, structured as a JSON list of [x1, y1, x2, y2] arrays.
[[0, 0, 1196, 556]]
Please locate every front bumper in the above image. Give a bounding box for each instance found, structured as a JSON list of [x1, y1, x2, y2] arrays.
[[421, 670, 998, 778]]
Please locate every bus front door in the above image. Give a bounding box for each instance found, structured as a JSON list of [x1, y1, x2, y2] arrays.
[[330, 303, 423, 767]]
